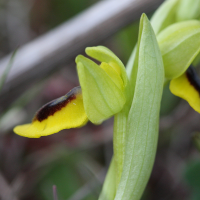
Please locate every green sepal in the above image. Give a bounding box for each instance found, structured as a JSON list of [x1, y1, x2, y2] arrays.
[[150, 0, 180, 35], [193, 52, 200, 66], [115, 14, 164, 200], [85, 46, 128, 88], [127, 0, 179, 90], [158, 20, 200, 79], [100, 62, 124, 91], [176, 0, 200, 21], [76, 55, 126, 124], [127, 0, 179, 81]]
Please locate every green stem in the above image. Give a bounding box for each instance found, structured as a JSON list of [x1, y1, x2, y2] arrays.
[[113, 104, 129, 187], [98, 157, 116, 200]]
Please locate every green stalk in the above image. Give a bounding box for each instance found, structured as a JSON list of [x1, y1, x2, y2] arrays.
[[113, 104, 129, 186], [0, 49, 17, 92], [98, 158, 116, 200]]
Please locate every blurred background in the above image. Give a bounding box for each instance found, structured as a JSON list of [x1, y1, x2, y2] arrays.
[[0, 0, 200, 200]]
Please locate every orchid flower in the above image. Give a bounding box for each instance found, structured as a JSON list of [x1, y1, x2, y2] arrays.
[[150, 0, 200, 114], [14, 14, 165, 200], [14, 46, 128, 138], [157, 20, 200, 114]]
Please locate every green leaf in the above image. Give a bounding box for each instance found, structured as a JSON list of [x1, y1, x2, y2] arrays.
[[150, 0, 179, 35], [113, 10, 153, 189], [176, 0, 200, 21], [76, 55, 126, 124], [157, 20, 200, 79], [112, 17, 146, 188], [115, 14, 164, 200], [0, 49, 17, 92]]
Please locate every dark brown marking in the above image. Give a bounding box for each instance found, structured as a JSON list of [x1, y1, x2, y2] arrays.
[[33, 86, 81, 122], [186, 66, 200, 94]]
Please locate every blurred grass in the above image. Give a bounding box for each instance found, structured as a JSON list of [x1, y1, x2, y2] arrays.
[[39, 162, 82, 200], [0, 49, 17, 92]]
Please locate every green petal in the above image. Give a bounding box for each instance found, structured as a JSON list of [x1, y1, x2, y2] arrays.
[[150, 0, 179, 35], [76, 55, 126, 124], [176, 0, 200, 21], [100, 62, 124, 91], [158, 20, 200, 79]]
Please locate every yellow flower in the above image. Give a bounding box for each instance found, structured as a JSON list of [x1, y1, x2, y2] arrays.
[[13, 46, 128, 138]]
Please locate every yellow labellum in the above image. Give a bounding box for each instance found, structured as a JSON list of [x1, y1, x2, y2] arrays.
[[170, 66, 200, 113], [14, 87, 88, 138]]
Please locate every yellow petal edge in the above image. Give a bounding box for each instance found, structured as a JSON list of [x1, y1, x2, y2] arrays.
[[13, 86, 88, 138], [170, 68, 200, 113]]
